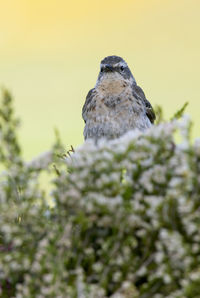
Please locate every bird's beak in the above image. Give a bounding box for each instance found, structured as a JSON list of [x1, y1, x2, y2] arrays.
[[105, 64, 113, 72]]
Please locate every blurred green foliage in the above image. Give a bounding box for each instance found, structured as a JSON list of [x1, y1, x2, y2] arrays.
[[0, 90, 200, 298]]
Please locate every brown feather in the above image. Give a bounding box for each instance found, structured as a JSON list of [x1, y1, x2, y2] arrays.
[[82, 88, 96, 123], [132, 85, 156, 124]]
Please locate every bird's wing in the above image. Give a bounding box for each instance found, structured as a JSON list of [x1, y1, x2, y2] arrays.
[[132, 85, 156, 124], [82, 88, 96, 123]]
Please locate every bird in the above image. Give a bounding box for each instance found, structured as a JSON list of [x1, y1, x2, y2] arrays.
[[82, 55, 155, 141]]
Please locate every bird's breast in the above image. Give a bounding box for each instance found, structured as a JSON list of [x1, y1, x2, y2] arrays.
[[83, 86, 150, 140]]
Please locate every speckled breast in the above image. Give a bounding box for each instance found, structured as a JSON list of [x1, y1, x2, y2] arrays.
[[83, 81, 151, 140]]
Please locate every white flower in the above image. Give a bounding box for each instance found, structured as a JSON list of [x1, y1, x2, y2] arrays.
[[155, 252, 164, 263], [92, 262, 103, 272], [39, 238, 49, 248], [1, 224, 11, 234], [190, 271, 200, 281], [32, 261, 42, 272], [13, 237, 22, 246], [112, 271, 122, 282], [163, 274, 171, 284], [137, 266, 147, 276], [43, 273, 53, 283], [27, 151, 53, 170]]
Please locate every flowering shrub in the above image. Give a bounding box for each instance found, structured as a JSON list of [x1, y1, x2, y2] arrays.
[[0, 90, 200, 297]]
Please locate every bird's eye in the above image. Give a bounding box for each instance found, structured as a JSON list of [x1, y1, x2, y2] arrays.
[[100, 67, 104, 72], [120, 66, 124, 71]]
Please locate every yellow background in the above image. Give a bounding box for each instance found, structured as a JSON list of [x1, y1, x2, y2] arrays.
[[0, 0, 199, 159]]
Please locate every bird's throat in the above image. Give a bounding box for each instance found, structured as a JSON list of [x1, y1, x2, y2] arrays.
[[97, 77, 128, 96]]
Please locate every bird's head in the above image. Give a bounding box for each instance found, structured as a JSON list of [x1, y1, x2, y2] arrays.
[[96, 56, 136, 87]]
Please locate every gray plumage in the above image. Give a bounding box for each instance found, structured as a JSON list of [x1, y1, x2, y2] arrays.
[[82, 56, 155, 140]]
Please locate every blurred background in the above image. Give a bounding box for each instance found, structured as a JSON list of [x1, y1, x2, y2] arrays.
[[0, 0, 199, 160]]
